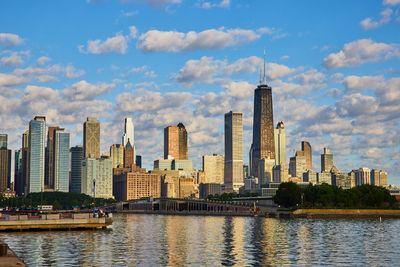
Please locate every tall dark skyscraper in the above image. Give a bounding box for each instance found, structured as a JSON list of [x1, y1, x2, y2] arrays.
[[250, 53, 275, 177], [0, 133, 11, 192], [177, 123, 188, 160], [164, 123, 188, 160], [70, 145, 83, 193], [45, 126, 61, 189]]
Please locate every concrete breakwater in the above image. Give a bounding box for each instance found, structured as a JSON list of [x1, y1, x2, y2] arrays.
[[0, 213, 112, 231], [293, 209, 400, 219]]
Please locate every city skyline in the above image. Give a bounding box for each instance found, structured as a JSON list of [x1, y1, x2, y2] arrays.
[[0, 1, 399, 185]]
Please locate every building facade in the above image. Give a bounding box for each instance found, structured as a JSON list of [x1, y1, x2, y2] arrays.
[[113, 172, 161, 201], [289, 152, 306, 178], [124, 139, 135, 168], [45, 126, 61, 189], [110, 144, 124, 169], [81, 157, 113, 198], [164, 126, 179, 159], [83, 117, 100, 158], [0, 147, 11, 192], [321, 147, 333, 172], [224, 111, 244, 192], [301, 141, 312, 171], [0, 134, 7, 149], [28, 116, 46, 193], [355, 167, 371, 186], [54, 129, 70, 192], [250, 80, 275, 177], [70, 145, 83, 193], [202, 154, 224, 184], [274, 122, 286, 167], [177, 123, 188, 160], [122, 117, 135, 161]]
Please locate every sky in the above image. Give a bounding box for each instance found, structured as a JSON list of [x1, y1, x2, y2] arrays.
[[0, 0, 399, 185]]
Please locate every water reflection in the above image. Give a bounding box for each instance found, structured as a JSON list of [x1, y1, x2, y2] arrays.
[[0, 215, 399, 266]]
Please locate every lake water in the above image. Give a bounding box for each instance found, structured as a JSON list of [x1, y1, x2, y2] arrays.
[[1, 213, 399, 266]]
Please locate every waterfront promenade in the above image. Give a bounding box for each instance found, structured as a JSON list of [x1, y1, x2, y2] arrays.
[[0, 213, 112, 231]]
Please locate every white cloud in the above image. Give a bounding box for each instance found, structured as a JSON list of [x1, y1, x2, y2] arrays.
[[129, 26, 138, 38], [336, 93, 379, 117], [280, 55, 289, 60], [1, 52, 24, 67], [291, 69, 325, 84], [64, 65, 86, 78], [342, 75, 384, 94], [137, 28, 263, 52], [0, 33, 23, 47], [267, 62, 298, 80], [383, 0, 400, 5], [63, 80, 115, 101], [128, 65, 147, 74], [36, 56, 51, 66], [79, 34, 129, 54], [139, 0, 182, 8], [197, 0, 230, 9], [0, 73, 28, 87], [360, 8, 393, 30], [322, 39, 400, 69]]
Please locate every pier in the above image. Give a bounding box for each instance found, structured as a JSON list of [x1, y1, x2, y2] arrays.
[[0, 213, 112, 231]]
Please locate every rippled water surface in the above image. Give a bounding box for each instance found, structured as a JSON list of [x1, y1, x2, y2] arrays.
[[1, 214, 399, 266]]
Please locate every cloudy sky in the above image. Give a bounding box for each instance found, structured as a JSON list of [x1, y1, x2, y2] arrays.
[[1, 0, 399, 184]]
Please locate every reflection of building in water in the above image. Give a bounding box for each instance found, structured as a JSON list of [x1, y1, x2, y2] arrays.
[[166, 215, 189, 266], [296, 223, 313, 265], [261, 218, 290, 266]]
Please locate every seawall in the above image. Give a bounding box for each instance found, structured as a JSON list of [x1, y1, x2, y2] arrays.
[[293, 209, 400, 219]]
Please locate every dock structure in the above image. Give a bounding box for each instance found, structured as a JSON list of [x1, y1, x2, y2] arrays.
[[0, 243, 26, 267], [0, 213, 112, 231]]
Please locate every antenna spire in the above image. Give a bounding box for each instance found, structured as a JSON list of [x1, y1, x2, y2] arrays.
[[259, 66, 262, 85], [263, 48, 266, 84]]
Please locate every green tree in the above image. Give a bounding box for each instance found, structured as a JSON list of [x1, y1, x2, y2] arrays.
[[274, 182, 302, 208]]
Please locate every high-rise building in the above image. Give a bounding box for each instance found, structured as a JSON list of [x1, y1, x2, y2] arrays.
[[177, 123, 188, 160], [136, 155, 142, 168], [371, 169, 379, 186], [258, 158, 275, 185], [14, 149, 23, 196], [54, 129, 70, 192], [45, 126, 61, 189], [379, 170, 388, 188], [250, 54, 275, 177], [355, 167, 371, 186], [83, 117, 100, 158], [28, 116, 46, 193], [0, 134, 7, 149], [274, 122, 286, 167], [124, 139, 135, 168], [113, 171, 161, 201], [301, 141, 312, 171], [164, 126, 179, 159], [70, 145, 83, 193], [122, 117, 135, 161], [21, 130, 29, 195], [224, 111, 244, 192], [321, 147, 333, 172], [289, 151, 306, 178], [110, 144, 124, 168], [202, 154, 224, 184], [81, 156, 113, 198], [164, 123, 188, 160], [0, 146, 11, 192]]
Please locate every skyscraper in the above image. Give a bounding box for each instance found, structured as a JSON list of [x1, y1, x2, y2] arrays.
[[289, 151, 306, 178], [28, 116, 46, 193], [301, 141, 312, 171], [83, 117, 100, 158], [203, 154, 224, 184], [45, 126, 61, 189], [14, 149, 23, 196], [177, 123, 188, 160], [124, 139, 135, 168], [164, 126, 179, 159], [321, 147, 333, 172], [21, 130, 29, 195], [224, 111, 244, 192], [70, 145, 83, 193], [54, 129, 70, 192], [0, 134, 7, 149], [250, 53, 275, 177], [110, 144, 124, 168], [274, 122, 286, 167], [122, 117, 135, 161], [0, 145, 11, 192]]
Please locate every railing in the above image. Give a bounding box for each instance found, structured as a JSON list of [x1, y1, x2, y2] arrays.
[[0, 213, 112, 221]]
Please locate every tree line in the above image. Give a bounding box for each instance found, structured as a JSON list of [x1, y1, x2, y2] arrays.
[[0, 192, 117, 210], [274, 182, 397, 209]]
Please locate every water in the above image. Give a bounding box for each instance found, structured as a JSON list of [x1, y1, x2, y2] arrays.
[[1, 214, 399, 266]]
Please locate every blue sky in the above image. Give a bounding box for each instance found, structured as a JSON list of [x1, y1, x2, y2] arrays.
[[1, 0, 399, 184]]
